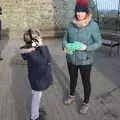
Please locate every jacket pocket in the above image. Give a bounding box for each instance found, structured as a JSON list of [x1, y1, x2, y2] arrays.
[[86, 51, 94, 60], [76, 51, 87, 61]]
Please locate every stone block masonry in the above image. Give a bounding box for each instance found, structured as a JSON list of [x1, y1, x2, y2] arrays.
[[2, 0, 96, 40], [2, 0, 70, 39]]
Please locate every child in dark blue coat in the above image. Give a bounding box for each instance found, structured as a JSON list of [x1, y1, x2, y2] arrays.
[[20, 29, 53, 120]]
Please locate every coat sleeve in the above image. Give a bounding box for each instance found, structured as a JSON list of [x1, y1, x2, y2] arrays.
[[21, 53, 28, 60], [19, 48, 29, 60], [87, 23, 102, 51]]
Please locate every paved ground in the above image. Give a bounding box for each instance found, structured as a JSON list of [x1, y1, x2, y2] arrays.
[[0, 35, 120, 120]]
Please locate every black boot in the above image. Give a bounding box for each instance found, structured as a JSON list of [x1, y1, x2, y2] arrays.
[[31, 108, 47, 120], [39, 108, 47, 116], [35, 115, 46, 120]]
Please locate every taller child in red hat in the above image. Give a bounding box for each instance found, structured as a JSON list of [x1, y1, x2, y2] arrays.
[[62, 0, 102, 114]]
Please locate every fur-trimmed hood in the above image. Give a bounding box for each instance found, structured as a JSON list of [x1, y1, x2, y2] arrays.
[[72, 13, 92, 28]]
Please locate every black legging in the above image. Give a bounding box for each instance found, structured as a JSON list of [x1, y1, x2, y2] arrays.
[[67, 63, 92, 103]]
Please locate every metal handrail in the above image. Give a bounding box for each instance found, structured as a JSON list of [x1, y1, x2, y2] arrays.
[[94, 0, 120, 31]]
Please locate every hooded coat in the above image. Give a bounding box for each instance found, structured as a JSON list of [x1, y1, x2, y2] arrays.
[[20, 45, 53, 91]]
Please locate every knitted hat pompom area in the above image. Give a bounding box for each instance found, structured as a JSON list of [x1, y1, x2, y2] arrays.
[[76, 0, 89, 6], [75, 0, 89, 13]]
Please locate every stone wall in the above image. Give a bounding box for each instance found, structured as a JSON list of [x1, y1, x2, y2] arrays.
[[2, 0, 96, 40], [2, 0, 70, 39]]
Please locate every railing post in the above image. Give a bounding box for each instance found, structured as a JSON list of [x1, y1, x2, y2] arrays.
[[117, 0, 120, 31], [95, 0, 100, 24]]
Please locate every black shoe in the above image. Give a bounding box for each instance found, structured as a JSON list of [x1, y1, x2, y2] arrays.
[[35, 117, 40, 120], [39, 108, 47, 116], [35, 114, 46, 120], [30, 108, 47, 120], [35, 118, 39, 120]]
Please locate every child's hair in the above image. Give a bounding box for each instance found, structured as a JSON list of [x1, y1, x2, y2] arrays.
[[22, 28, 41, 48]]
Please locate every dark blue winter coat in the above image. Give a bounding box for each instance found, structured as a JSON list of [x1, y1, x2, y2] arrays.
[[20, 45, 53, 91]]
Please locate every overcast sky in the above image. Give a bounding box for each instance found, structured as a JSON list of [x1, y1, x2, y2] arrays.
[[94, 0, 120, 10]]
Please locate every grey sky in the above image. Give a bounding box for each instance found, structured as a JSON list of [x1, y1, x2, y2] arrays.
[[94, 0, 120, 10]]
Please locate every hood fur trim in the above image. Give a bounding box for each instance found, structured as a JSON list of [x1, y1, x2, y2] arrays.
[[72, 13, 92, 28]]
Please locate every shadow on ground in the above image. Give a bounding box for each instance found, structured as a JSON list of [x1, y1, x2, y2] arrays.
[[52, 58, 83, 113], [10, 53, 31, 120], [95, 48, 120, 88]]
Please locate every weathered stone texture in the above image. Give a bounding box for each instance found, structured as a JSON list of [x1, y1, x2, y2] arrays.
[[2, 0, 96, 39], [2, 0, 73, 39]]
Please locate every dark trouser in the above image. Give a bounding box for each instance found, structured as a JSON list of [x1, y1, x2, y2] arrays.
[[67, 62, 92, 103]]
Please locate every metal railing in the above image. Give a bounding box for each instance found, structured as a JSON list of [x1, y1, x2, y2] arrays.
[[93, 0, 120, 31]]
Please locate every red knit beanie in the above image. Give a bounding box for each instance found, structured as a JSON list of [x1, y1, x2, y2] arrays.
[[75, 0, 89, 13]]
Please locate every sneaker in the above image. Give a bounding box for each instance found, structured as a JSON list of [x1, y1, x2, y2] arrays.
[[34, 115, 45, 120], [35, 117, 40, 120], [30, 109, 47, 120], [79, 102, 89, 114], [39, 108, 47, 116], [64, 95, 76, 105]]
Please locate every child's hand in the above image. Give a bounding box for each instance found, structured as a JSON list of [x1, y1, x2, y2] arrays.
[[32, 42, 37, 47], [32, 38, 43, 47]]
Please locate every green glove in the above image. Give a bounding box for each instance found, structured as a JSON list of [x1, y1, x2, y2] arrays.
[[66, 42, 87, 54]]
